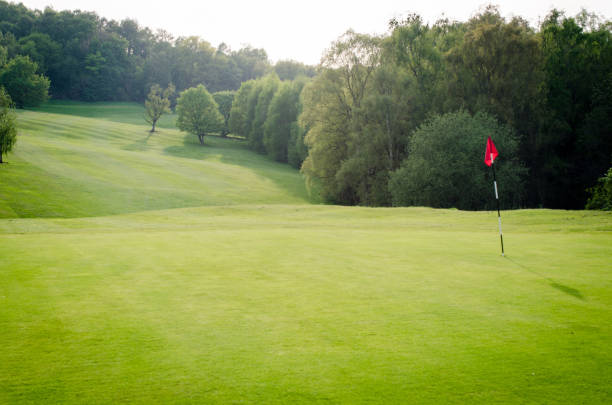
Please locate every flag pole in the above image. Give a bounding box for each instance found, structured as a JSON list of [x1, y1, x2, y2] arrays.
[[490, 154, 505, 257]]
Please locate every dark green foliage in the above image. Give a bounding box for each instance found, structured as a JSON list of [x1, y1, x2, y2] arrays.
[[0, 1, 271, 101], [586, 168, 612, 210], [287, 121, 308, 169], [300, 7, 610, 209], [264, 79, 307, 162], [230, 75, 309, 165], [0, 55, 49, 107], [302, 30, 400, 205], [213, 91, 235, 137], [263, 82, 295, 161], [228, 80, 255, 138], [389, 111, 526, 210], [176, 84, 223, 145], [0, 87, 16, 163], [536, 11, 612, 208], [249, 74, 279, 153]]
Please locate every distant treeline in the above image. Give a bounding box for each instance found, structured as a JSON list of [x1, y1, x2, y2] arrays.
[[1, 1, 611, 210], [0, 1, 315, 101], [231, 7, 612, 210]]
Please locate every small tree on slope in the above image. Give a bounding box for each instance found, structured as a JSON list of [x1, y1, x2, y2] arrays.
[[176, 84, 223, 145], [144, 83, 174, 133]]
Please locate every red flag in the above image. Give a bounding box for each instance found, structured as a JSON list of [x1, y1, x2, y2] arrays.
[[484, 136, 498, 167]]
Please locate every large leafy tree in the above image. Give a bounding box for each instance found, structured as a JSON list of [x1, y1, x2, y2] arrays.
[[300, 30, 381, 204], [264, 78, 307, 162], [176, 84, 223, 145], [0, 87, 17, 164], [537, 10, 612, 208], [389, 111, 526, 210], [446, 7, 544, 137], [0, 55, 49, 107]]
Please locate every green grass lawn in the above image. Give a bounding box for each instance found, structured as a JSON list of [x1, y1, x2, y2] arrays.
[[0, 102, 611, 403], [1, 103, 311, 218]]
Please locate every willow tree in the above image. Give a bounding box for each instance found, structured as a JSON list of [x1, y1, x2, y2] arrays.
[[300, 30, 381, 204]]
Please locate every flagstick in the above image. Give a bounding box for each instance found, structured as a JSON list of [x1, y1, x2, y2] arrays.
[[491, 154, 505, 256]]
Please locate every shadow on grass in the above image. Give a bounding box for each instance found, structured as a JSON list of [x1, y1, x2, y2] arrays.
[[122, 132, 152, 152], [549, 282, 584, 300], [506, 257, 585, 301], [162, 134, 312, 202]]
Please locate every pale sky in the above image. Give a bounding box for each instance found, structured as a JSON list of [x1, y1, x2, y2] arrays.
[[16, 0, 612, 65]]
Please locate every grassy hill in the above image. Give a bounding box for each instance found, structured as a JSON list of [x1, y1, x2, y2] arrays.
[[0, 101, 312, 218], [0, 102, 610, 403]]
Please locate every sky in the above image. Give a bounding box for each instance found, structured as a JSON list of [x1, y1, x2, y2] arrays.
[[16, 0, 612, 65]]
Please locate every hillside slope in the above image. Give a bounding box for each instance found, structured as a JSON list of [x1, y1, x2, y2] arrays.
[[0, 102, 312, 218]]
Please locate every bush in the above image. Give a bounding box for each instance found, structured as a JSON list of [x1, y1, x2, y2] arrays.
[[389, 111, 526, 210], [585, 168, 612, 210], [0, 55, 49, 108]]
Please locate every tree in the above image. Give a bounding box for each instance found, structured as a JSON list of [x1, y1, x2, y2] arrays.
[[0, 88, 17, 164], [249, 73, 280, 153], [274, 60, 316, 80], [264, 81, 297, 162], [228, 80, 255, 138], [176, 84, 223, 145], [300, 30, 381, 204], [231, 46, 271, 83], [212, 90, 235, 137], [537, 10, 612, 208], [144, 83, 174, 132], [0, 55, 49, 107], [389, 111, 526, 210], [586, 168, 612, 210]]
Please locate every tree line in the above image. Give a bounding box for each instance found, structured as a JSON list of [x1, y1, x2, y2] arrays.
[[1, 1, 610, 210], [295, 7, 611, 210], [228, 73, 309, 169], [0, 1, 314, 102]]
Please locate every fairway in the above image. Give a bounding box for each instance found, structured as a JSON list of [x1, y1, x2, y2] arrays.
[[1, 103, 611, 403]]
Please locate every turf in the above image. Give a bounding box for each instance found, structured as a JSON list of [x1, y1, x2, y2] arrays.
[[0, 103, 312, 218], [0, 102, 610, 404]]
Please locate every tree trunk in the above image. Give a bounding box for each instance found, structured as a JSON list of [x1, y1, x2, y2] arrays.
[[0, 153, 3, 163], [198, 134, 204, 145], [150, 119, 157, 133]]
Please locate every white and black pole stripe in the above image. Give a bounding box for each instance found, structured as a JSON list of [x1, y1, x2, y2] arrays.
[[491, 153, 505, 256]]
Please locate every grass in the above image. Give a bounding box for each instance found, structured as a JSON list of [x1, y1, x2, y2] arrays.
[[1, 102, 312, 218], [0, 102, 611, 403]]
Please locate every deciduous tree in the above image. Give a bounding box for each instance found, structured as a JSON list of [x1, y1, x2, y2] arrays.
[[389, 111, 526, 210], [144, 83, 174, 132], [176, 84, 223, 145], [212, 90, 235, 137], [0, 88, 17, 164], [0, 55, 49, 107]]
